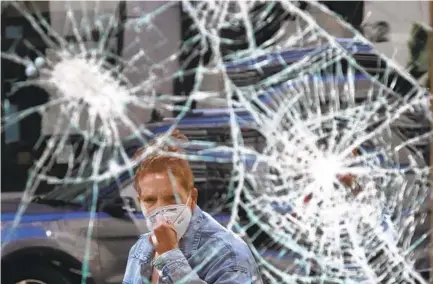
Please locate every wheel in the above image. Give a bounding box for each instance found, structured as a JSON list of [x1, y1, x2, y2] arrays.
[[2, 264, 72, 284]]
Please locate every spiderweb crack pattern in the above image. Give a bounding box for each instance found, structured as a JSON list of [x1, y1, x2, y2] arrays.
[[1, 1, 210, 281], [189, 2, 432, 283], [1, 1, 432, 284], [1, 1, 211, 206]]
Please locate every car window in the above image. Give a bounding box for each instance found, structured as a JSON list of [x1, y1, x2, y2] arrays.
[[3, 99, 20, 144], [43, 146, 135, 203], [76, 169, 136, 205], [44, 172, 122, 204], [193, 161, 233, 213], [119, 182, 140, 209]]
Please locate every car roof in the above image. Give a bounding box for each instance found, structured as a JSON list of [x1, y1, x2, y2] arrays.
[[224, 38, 373, 72]]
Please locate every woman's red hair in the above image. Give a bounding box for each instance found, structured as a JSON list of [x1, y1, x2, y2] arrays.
[[133, 130, 194, 194]]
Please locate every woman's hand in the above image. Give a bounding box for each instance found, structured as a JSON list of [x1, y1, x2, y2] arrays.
[[149, 215, 179, 255]]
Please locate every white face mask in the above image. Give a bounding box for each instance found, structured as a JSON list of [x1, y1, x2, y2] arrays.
[[141, 199, 192, 241]]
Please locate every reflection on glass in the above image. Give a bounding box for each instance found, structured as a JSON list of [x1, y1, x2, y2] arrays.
[[3, 99, 20, 144]]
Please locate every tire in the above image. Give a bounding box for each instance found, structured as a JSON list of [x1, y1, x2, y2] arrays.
[[2, 264, 73, 284]]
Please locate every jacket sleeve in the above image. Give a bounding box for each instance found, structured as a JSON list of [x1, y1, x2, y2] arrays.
[[153, 248, 262, 284], [123, 256, 143, 284], [123, 244, 139, 284], [123, 243, 152, 284], [153, 249, 206, 283]]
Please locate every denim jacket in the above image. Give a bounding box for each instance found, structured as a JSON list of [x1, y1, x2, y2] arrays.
[[123, 206, 263, 284]]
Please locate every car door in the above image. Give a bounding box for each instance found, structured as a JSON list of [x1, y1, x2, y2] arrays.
[[94, 181, 147, 284]]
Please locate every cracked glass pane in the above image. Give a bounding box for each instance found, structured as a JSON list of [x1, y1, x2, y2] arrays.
[[1, 1, 431, 283]]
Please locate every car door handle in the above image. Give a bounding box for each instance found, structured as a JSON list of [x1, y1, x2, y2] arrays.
[[122, 205, 137, 213]]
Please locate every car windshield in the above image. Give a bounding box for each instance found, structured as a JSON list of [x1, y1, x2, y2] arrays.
[[42, 144, 137, 204]]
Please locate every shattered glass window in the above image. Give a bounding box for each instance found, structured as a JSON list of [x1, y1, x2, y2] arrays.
[[1, 1, 431, 283]]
